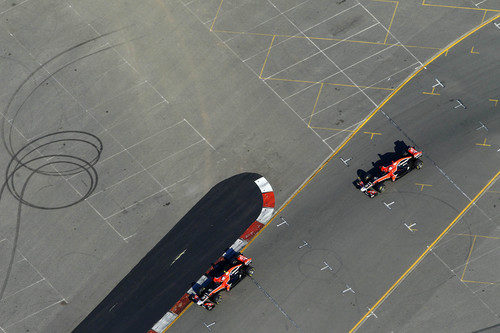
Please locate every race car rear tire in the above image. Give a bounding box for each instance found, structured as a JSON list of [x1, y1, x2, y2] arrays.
[[374, 183, 385, 193], [246, 267, 255, 277], [211, 294, 222, 304], [415, 159, 423, 170]]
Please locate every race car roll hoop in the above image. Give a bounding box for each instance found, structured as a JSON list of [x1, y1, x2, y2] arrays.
[[355, 142, 423, 198]]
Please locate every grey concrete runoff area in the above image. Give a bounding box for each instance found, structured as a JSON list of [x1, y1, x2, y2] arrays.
[[0, 0, 498, 332]]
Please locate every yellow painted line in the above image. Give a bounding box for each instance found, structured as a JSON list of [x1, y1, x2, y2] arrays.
[[487, 190, 500, 193], [163, 302, 193, 332], [210, 0, 224, 31], [461, 279, 497, 285], [461, 235, 477, 281], [371, 0, 400, 43], [471, 46, 480, 54], [260, 35, 276, 79], [310, 126, 356, 132], [422, 0, 500, 12], [423, 86, 440, 95], [308, 83, 324, 127], [481, 10, 488, 23], [476, 138, 491, 146], [454, 233, 500, 240], [265, 77, 394, 91], [212, 29, 440, 50], [415, 183, 432, 191], [490, 99, 498, 106]]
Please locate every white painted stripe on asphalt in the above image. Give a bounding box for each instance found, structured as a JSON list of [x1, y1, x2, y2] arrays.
[[255, 177, 273, 193], [229, 238, 248, 252], [256, 207, 274, 224], [152, 312, 177, 331]]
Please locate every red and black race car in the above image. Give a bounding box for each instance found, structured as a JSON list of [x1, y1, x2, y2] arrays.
[[189, 253, 254, 310], [355, 147, 423, 198]]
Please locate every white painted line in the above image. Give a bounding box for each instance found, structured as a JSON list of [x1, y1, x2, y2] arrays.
[[5, 300, 62, 328], [384, 201, 395, 210], [184, 118, 216, 150], [242, 3, 360, 62], [264, 22, 379, 79]]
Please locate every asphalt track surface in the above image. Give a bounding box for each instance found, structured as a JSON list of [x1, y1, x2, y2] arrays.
[[169, 16, 500, 333], [74, 173, 262, 332], [0, 0, 498, 332]]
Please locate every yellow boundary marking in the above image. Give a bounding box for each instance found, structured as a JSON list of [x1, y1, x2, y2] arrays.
[[423, 86, 440, 95], [260, 35, 276, 78], [422, 0, 500, 12], [165, 7, 500, 333], [476, 138, 491, 147], [459, 235, 499, 285], [490, 99, 498, 106], [210, 0, 224, 31], [308, 83, 324, 127], [264, 77, 394, 91], [373, 0, 399, 44], [471, 46, 480, 54]]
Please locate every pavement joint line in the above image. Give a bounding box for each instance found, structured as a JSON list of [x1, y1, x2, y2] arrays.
[[250, 276, 302, 332], [184, 118, 216, 151], [264, 0, 380, 111], [221, 0, 312, 44], [4, 299, 63, 329], [429, 246, 498, 316], [83, 134, 202, 200], [0, 0, 31, 15], [68, 119, 187, 176], [2, 278, 45, 300], [181, 3, 335, 152], [69, 3, 171, 104], [358, 1, 423, 66], [239, 3, 361, 62], [103, 188, 171, 221], [263, 22, 379, 79], [86, 80, 148, 111], [96, 99, 169, 136]]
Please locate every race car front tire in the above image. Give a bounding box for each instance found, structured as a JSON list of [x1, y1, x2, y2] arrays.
[[415, 159, 423, 169], [211, 294, 222, 304], [374, 183, 385, 193], [246, 266, 255, 277]]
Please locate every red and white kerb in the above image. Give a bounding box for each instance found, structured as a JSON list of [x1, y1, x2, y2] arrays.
[[148, 177, 275, 333]]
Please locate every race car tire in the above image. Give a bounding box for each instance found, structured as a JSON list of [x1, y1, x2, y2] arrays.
[[415, 159, 423, 170], [211, 294, 222, 304], [362, 173, 372, 182], [374, 183, 385, 193], [246, 266, 255, 277]]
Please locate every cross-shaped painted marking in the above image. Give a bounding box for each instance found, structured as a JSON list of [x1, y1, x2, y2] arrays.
[[363, 132, 382, 140], [415, 183, 432, 191], [476, 138, 491, 147]]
